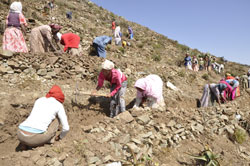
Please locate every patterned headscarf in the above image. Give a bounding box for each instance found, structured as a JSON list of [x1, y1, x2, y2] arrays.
[[49, 24, 62, 32]]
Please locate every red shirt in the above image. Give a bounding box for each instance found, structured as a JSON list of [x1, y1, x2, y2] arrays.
[[112, 21, 115, 30], [61, 33, 80, 52]]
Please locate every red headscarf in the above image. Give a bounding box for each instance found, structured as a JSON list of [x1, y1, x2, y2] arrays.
[[46, 85, 65, 103]]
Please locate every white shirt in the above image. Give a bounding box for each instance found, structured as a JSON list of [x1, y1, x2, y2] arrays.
[[20, 97, 69, 139], [114, 26, 121, 38]]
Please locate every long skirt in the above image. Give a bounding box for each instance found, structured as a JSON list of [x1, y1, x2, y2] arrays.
[[3, 27, 28, 53], [200, 84, 217, 107], [110, 81, 127, 118], [30, 28, 49, 53]]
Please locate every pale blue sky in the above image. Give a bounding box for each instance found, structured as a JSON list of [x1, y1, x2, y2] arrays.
[[91, 0, 250, 65]]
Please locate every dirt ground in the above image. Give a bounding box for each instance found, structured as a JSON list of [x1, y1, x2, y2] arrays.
[[0, 0, 250, 165]]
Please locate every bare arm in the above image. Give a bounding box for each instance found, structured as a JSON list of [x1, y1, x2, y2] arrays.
[[20, 24, 26, 35]]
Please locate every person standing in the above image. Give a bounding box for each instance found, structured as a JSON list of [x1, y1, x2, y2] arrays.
[[3, 1, 28, 53], [111, 20, 115, 34], [128, 26, 133, 39], [184, 54, 192, 70], [114, 23, 122, 45]]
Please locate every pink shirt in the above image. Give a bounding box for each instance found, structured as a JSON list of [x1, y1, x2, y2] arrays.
[[98, 68, 127, 96], [135, 75, 163, 102]]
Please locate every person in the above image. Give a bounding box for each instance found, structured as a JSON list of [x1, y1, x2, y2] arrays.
[[192, 56, 199, 71], [133, 74, 165, 109], [58, 32, 82, 56], [30, 24, 62, 53], [184, 54, 192, 70], [128, 26, 133, 39], [219, 79, 233, 102], [92, 36, 112, 58], [200, 82, 229, 107], [240, 74, 248, 90], [122, 40, 127, 47], [226, 78, 240, 100], [92, 60, 127, 118], [199, 57, 204, 71], [17, 85, 69, 148], [114, 23, 122, 45], [3, 1, 28, 53], [205, 55, 211, 71], [111, 20, 115, 34], [248, 69, 250, 88]]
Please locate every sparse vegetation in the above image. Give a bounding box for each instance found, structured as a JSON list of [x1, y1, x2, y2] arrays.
[[234, 128, 247, 144], [202, 74, 209, 80], [152, 54, 161, 61], [178, 70, 185, 77], [189, 147, 220, 166]]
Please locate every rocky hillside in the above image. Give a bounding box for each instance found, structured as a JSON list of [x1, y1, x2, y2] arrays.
[[0, 0, 249, 166]]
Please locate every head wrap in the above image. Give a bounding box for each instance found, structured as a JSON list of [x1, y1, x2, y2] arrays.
[[101, 60, 114, 70], [218, 83, 227, 91], [10, 2, 22, 13], [46, 85, 65, 103], [134, 78, 146, 91], [49, 24, 62, 31], [56, 32, 62, 41]]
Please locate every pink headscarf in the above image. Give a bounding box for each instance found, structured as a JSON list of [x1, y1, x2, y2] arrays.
[[134, 75, 163, 102]]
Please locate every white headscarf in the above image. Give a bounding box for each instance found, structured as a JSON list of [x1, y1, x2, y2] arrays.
[[56, 32, 62, 41], [10, 2, 22, 13], [102, 60, 114, 70]]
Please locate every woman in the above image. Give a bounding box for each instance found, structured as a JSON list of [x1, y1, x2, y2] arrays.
[[30, 24, 62, 53], [192, 56, 199, 71], [92, 36, 112, 58], [200, 82, 229, 107], [3, 1, 28, 53], [114, 24, 122, 45], [226, 77, 240, 100], [92, 60, 127, 118], [184, 54, 192, 70], [134, 74, 165, 109], [58, 32, 82, 56], [128, 26, 133, 39], [17, 85, 69, 148]]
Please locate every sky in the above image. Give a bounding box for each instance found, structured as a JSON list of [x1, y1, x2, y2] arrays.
[[91, 0, 250, 65]]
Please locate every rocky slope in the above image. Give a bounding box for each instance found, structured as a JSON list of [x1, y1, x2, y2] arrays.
[[0, 0, 249, 166]]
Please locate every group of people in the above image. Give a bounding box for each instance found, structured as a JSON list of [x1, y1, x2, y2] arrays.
[[4, 1, 248, 152], [199, 73, 244, 107], [3, 1, 82, 56], [184, 54, 224, 73], [91, 22, 134, 58], [17, 59, 166, 149], [3, 2, 135, 60]]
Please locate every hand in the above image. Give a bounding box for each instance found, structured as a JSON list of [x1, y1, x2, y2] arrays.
[[55, 135, 60, 141], [91, 90, 97, 96], [106, 94, 111, 98]]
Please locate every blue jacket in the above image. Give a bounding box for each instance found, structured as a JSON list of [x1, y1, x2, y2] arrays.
[[93, 36, 112, 58]]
